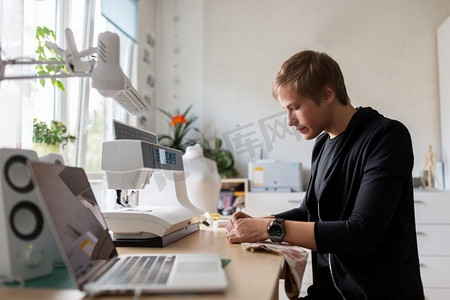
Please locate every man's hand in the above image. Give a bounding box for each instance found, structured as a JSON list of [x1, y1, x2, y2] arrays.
[[226, 211, 272, 243], [226, 211, 251, 232]]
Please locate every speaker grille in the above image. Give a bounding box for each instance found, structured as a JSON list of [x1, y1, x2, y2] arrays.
[[4, 155, 34, 193], [9, 201, 44, 241]]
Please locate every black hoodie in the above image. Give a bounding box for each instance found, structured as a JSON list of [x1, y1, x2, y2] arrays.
[[275, 107, 424, 299]]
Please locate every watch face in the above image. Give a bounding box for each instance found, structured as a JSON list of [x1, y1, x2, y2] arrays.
[[268, 219, 285, 243], [268, 224, 283, 237]]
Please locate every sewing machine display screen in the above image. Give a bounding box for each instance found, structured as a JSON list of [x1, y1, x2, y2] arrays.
[[156, 147, 177, 165], [159, 148, 167, 164], [140, 142, 183, 170]]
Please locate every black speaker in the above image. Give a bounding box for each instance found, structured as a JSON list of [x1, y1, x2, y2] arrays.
[[0, 148, 53, 281]]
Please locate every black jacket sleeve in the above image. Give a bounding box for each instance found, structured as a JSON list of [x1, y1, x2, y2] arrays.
[[274, 193, 309, 221], [314, 121, 414, 255]]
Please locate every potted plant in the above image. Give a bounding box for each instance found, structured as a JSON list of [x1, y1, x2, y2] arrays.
[[32, 118, 76, 156], [158, 104, 198, 152], [158, 104, 238, 178]]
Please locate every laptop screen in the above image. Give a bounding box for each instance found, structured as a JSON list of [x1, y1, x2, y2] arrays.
[[29, 162, 117, 285]]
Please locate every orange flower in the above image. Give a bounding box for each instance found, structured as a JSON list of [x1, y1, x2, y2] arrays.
[[170, 115, 188, 126]]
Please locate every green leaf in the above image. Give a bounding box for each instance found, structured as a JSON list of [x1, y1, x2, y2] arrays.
[[157, 108, 173, 119], [215, 138, 223, 149], [182, 104, 193, 116], [217, 150, 234, 169], [57, 80, 65, 92], [35, 26, 66, 92], [43, 26, 50, 35], [185, 116, 198, 128]]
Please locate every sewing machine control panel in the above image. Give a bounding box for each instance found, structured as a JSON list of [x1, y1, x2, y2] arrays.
[[141, 142, 183, 171], [156, 148, 177, 165]]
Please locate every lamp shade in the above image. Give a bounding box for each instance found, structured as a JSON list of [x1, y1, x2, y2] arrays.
[[91, 31, 151, 115], [91, 31, 125, 92]]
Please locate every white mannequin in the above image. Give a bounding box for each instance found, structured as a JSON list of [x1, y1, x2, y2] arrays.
[[182, 144, 222, 213]]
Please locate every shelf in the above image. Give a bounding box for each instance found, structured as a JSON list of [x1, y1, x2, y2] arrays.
[[218, 178, 248, 216]]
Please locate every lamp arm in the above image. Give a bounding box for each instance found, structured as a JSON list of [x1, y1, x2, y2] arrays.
[[0, 59, 92, 81], [1, 59, 65, 66], [1, 72, 91, 81]]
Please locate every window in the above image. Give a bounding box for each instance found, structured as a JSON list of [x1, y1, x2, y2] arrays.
[[1, 0, 136, 173], [1, 0, 138, 210]]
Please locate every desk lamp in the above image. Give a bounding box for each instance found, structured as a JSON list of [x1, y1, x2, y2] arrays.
[[0, 28, 150, 115]]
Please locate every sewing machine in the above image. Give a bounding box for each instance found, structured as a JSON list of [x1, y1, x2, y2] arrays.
[[101, 138, 203, 247]]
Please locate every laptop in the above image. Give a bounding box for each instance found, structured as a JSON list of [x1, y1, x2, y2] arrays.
[[28, 161, 228, 296]]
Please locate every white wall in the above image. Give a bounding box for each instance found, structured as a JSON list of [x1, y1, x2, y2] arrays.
[[137, 0, 157, 130], [155, 0, 204, 134], [153, 0, 450, 179]]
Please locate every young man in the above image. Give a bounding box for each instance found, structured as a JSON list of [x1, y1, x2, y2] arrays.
[[226, 50, 424, 299]]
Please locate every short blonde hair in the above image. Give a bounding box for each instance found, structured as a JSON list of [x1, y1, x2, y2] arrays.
[[272, 50, 350, 105]]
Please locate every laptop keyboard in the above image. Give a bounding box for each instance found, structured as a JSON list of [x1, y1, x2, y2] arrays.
[[102, 255, 176, 285]]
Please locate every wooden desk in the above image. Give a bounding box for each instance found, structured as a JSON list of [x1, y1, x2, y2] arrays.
[[0, 226, 284, 300]]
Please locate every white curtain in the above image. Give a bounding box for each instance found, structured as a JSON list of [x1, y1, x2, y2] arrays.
[[0, 0, 36, 149]]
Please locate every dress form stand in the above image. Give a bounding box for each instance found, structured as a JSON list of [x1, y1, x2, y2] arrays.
[[183, 144, 222, 213]]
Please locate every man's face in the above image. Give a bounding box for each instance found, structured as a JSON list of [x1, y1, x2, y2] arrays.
[[278, 84, 331, 140]]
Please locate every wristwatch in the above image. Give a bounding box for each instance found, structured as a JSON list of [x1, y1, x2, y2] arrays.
[[267, 218, 285, 243]]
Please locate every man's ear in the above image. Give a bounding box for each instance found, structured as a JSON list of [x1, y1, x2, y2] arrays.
[[321, 85, 336, 105]]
